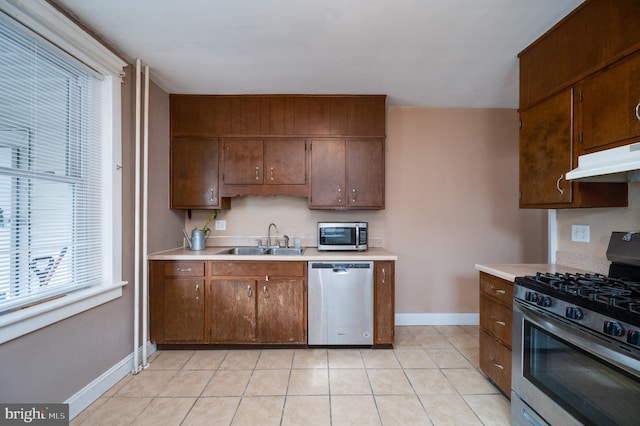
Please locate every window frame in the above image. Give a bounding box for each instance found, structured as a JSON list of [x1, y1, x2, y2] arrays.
[[0, 0, 127, 344]]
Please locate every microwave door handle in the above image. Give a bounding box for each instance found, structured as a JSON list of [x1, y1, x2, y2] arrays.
[[355, 225, 360, 249]]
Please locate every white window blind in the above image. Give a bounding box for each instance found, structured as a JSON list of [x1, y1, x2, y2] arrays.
[[0, 12, 105, 313]]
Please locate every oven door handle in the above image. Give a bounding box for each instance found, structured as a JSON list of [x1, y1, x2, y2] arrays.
[[513, 301, 640, 377]]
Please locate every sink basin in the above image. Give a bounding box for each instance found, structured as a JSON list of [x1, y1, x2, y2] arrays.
[[267, 247, 305, 256], [216, 247, 267, 255], [215, 247, 305, 256]]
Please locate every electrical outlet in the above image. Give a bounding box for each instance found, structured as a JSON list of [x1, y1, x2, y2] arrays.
[[214, 220, 226, 231], [571, 224, 590, 243]]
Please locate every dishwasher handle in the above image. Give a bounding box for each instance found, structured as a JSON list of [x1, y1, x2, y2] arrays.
[[332, 268, 349, 274]]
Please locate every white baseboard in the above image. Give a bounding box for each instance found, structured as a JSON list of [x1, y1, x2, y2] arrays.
[[65, 342, 156, 420], [395, 313, 479, 326]]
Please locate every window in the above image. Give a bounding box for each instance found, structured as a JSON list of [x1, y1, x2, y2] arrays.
[[0, 2, 126, 342]]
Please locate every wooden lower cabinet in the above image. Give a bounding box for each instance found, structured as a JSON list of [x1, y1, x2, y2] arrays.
[[479, 330, 511, 396], [149, 261, 206, 344], [374, 261, 395, 345], [151, 258, 393, 346], [207, 261, 306, 344], [478, 272, 513, 397]]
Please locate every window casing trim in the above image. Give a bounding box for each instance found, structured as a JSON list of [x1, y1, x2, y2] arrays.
[[0, 0, 127, 341]]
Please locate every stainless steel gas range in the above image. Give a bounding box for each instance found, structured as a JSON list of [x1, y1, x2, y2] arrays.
[[512, 232, 640, 426]]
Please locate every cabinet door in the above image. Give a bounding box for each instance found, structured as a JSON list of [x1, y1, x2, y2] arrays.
[[309, 138, 347, 208], [256, 278, 306, 343], [374, 261, 395, 346], [162, 278, 205, 342], [209, 279, 256, 343], [171, 137, 224, 209], [347, 139, 385, 209], [479, 330, 511, 397], [580, 51, 640, 153], [264, 139, 307, 185], [221, 138, 264, 185], [519, 89, 573, 207]]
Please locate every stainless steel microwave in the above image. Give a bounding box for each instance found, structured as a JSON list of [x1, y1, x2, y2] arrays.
[[317, 222, 368, 251]]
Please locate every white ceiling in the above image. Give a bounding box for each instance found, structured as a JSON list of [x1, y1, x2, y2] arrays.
[[53, 0, 583, 108]]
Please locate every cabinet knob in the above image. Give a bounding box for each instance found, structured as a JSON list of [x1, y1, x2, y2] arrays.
[[635, 100, 640, 122]]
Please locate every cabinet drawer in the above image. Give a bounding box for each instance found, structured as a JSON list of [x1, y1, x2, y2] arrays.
[[479, 272, 513, 305], [163, 261, 205, 277], [210, 261, 305, 277], [479, 294, 512, 347], [479, 330, 511, 397]]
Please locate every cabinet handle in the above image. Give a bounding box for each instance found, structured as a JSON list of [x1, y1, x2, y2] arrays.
[[176, 267, 192, 272], [337, 187, 342, 203], [255, 166, 259, 181], [491, 316, 506, 326], [270, 167, 274, 181], [195, 284, 199, 300], [556, 174, 564, 195], [490, 358, 504, 370], [351, 188, 356, 203], [489, 285, 506, 295], [247, 285, 252, 298], [263, 285, 269, 298], [636, 100, 640, 122], [382, 268, 386, 283], [209, 188, 214, 202]]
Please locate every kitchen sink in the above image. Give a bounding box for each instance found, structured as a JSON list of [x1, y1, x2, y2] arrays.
[[216, 247, 267, 255], [266, 247, 305, 256], [215, 247, 305, 256]]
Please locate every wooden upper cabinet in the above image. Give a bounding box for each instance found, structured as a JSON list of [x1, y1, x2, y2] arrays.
[[221, 138, 264, 185], [519, 0, 640, 110], [309, 138, 384, 210], [220, 138, 308, 197], [579, 50, 640, 154], [170, 95, 231, 136], [170, 137, 229, 209], [346, 96, 386, 136], [519, 90, 574, 207]]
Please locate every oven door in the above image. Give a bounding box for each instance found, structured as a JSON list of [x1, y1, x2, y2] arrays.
[[512, 301, 640, 426]]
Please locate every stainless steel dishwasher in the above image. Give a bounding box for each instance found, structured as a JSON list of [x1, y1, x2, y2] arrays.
[[308, 261, 373, 345]]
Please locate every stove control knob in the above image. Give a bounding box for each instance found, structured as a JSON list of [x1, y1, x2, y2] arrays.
[[604, 321, 625, 337], [627, 330, 640, 346], [565, 307, 583, 320], [537, 296, 552, 307], [525, 292, 538, 303]]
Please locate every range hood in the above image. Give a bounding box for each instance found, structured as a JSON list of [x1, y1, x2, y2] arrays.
[[565, 142, 640, 182]]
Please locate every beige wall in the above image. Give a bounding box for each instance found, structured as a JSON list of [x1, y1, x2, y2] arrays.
[[384, 108, 547, 313], [186, 107, 548, 314], [556, 184, 640, 259]]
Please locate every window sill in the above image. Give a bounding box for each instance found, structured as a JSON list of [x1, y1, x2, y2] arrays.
[[0, 281, 128, 344]]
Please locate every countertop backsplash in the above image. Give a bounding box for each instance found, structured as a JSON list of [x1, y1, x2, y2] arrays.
[[555, 251, 610, 275]]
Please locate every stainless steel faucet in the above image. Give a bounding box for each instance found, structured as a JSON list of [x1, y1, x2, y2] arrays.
[[267, 223, 278, 248]]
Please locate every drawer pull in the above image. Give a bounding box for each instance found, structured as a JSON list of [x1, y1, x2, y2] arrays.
[[491, 316, 506, 326], [176, 267, 192, 272], [491, 359, 504, 370], [263, 285, 269, 298], [247, 285, 252, 298], [489, 285, 506, 295]]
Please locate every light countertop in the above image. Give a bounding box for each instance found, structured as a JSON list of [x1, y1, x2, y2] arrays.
[[474, 263, 594, 282], [149, 246, 397, 261]]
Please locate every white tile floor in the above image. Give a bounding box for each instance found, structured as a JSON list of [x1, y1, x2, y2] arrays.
[[71, 325, 511, 425]]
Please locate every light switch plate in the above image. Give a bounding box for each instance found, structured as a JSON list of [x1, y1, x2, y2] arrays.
[[214, 220, 226, 231], [571, 224, 590, 243]]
